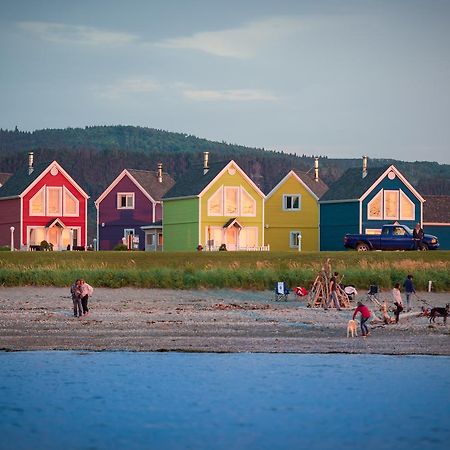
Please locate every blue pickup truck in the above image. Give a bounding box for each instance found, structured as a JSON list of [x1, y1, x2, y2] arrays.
[[344, 224, 439, 251]]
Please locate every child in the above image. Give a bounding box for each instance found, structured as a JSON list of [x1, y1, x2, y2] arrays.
[[392, 282, 403, 323], [403, 274, 415, 312], [353, 301, 372, 337], [70, 279, 82, 318]]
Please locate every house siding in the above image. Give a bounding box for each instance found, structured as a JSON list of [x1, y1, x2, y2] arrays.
[[163, 198, 199, 251], [361, 176, 421, 232], [423, 225, 450, 250], [265, 174, 319, 251], [199, 164, 264, 248], [0, 198, 21, 248], [98, 175, 154, 250], [22, 168, 87, 247], [320, 202, 360, 251]]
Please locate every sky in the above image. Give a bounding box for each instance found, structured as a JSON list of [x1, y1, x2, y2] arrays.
[[0, 0, 449, 164]]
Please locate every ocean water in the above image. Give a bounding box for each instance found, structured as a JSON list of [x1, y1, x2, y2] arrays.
[[0, 352, 449, 450]]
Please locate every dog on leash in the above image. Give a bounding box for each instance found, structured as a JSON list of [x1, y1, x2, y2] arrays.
[[429, 304, 449, 324], [347, 319, 358, 337]]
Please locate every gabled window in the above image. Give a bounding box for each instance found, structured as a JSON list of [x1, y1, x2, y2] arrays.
[[30, 186, 45, 216], [207, 186, 223, 216], [224, 187, 239, 216], [283, 194, 301, 211], [399, 190, 415, 220], [46, 187, 62, 216], [368, 190, 383, 219], [117, 193, 135, 209], [240, 187, 256, 216], [63, 186, 79, 216]]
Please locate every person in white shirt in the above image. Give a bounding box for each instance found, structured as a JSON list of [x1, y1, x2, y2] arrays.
[[79, 279, 94, 316], [392, 283, 403, 323]]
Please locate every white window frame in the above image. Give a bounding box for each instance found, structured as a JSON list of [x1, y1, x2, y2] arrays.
[[46, 186, 62, 216], [283, 194, 301, 211], [399, 189, 415, 220], [367, 190, 383, 220], [383, 190, 399, 220], [289, 230, 302, 248], [63, 186, 79, 217], [240, 186, 256, 217], [29, 186, 46, 216], [224, 186, 239, 216], [117, 192, 135, 210], [124, 228, 135, 238], [207, 186, 224, 216]]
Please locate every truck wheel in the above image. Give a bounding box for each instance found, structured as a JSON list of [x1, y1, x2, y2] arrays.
[[356, 242, 370, 251]]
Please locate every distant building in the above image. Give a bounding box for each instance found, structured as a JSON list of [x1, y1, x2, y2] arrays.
[[95, 164, 175, 251], [319, 157, 424, 251], [264, 158, 328, 251], [0, 153, 89, 250], [423, 195, 450, 250], [162, 153, 266, 251]]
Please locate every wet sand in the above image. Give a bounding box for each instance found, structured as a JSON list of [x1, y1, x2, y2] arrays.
[[0, 287, 449, 355]]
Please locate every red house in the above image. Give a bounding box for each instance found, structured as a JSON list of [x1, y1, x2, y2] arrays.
[[0, 154, 89, 250]]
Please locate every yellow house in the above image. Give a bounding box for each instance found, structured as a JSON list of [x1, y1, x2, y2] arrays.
[[163, 154, 267, 251], [264, 166, 328, 252]]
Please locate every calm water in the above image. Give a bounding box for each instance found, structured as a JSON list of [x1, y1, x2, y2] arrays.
[[0, 352, 449, 450]]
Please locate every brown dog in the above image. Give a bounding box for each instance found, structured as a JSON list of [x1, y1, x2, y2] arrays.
[[347, 319, 358, 337], [429, 304, 449, 324]]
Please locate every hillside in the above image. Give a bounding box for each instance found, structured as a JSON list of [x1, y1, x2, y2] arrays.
[[1, 125, 449, 240]]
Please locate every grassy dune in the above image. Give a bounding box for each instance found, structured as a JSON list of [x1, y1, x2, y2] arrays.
[[0, 251, 449, 291]]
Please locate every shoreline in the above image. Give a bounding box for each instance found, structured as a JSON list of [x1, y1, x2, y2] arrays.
[[1, 287, 449, 355]]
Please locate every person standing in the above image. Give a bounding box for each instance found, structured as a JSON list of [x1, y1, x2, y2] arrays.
[[392, 282, 404, 323], [413, 223, 424, 250], [327, 271, 342, 311], [353, 301, 372, 337], [70, 279, 82, 318], [79, 279, 94, 316], [403, 274, 415, 312]]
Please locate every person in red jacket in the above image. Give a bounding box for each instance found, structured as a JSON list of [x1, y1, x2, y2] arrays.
[[353, 301, 372, 337]]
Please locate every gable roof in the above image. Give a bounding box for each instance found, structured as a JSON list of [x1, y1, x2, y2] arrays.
[[95, 168, 175, 206], [0, 161, 89, 200], [423, 195, 450, 223], [319, 165, 424, 203], [163, 160, 264, 200], [266, 170, 328, 200], [0, 172, 12, 187]]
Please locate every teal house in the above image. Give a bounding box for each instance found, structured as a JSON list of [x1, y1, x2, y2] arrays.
[[319, 159, 424, 251]]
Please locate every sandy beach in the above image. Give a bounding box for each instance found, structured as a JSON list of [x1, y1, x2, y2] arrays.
[[0, 287, 449, 355]]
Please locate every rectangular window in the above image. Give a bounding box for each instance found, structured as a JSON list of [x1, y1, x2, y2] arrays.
[[289, 231, 301, 248], [47, 187, 62, 215], [239, 227, 258, 248], [365, 229, 382, 235], [117, 193, 135, 209], [283, 195, 301, 211], [384, 190, 399, 220], [146, 234, 155, 246], [206, 226, 223, 248], [224, 187, 239, 216]]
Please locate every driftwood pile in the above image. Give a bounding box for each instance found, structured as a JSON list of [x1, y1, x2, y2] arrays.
[[307, 259, 351, 309]]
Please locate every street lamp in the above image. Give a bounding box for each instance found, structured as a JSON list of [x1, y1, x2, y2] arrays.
[[10, 226, 15, 251]]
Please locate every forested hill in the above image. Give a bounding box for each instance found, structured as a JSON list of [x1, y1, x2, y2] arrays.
[[1, 126, 449, 202]]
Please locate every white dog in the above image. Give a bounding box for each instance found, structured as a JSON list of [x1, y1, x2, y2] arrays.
[[347, 319, 358, 337]]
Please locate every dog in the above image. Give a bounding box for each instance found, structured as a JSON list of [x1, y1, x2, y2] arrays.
[[429, 304, 449, 324], [347, 319, 358, 337]]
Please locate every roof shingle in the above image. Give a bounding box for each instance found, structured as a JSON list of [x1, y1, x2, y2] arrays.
[[423, 195, 450, 223]]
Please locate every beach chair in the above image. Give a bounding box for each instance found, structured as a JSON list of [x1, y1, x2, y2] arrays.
[[275, 281, 289, 301]]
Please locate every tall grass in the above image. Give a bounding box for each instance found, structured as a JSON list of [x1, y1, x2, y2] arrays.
[[0, 251, 448, 291]]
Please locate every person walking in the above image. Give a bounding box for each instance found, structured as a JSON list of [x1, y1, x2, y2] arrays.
[[413, 223, 424, 250], [392, 282, 403, 323], [79, 279, 94, 316], [353, 301, 372, 337], [327, 271, 342, 311], [70, 279, 83, 318], [403, 274, 415, 312]]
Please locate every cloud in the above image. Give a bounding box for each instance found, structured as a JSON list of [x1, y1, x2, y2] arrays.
[[183, 88, 278, 102], [156, 16, 304, 58], [96, 77, 161, 99], [18, 21, 138, 46]]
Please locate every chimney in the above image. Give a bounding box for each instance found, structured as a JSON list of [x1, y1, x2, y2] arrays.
[[362, 155, 368, 178], [203, 151, 209, 175], [314, 157, 319, 182], [28, 152, 34, 175], [157, 162, 163, 183]]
